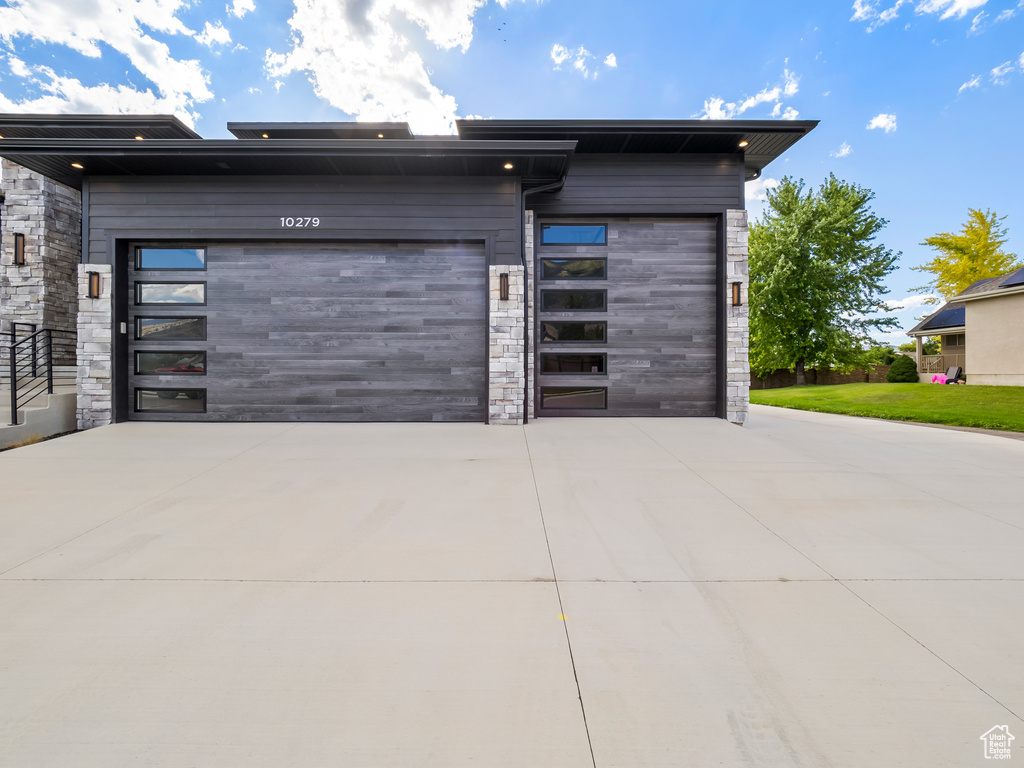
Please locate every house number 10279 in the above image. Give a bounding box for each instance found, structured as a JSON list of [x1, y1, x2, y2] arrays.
[[280, 217, 320, 228]]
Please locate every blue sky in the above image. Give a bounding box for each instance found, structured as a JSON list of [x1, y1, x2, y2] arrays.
[[1, 0, 1022, 343]]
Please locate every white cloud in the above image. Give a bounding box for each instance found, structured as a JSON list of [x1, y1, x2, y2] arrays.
[[228, 0, 256, 18], [853, 0, 990, 27], [551, 44, 612, 79], [196, 21, 231, 47], [867, 112, 898, 132], [695, 69, 800, 120], [0, 64, 199, 126], [744, 176, 780, 222], [915, 0, 989, 19], [550, 43, 570, 67], [958, 74, 981, 92], [995, 0, 1023, 21], [968, 9, 987, 32], [888, 294, 941, 311], [990, 59, 1015, 83], [266, 0, 532, 135], [831, 141, 853, 158], [0, 0, 212, 123]]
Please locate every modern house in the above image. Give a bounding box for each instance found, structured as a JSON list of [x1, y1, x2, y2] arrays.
[[1, 114, 815, 429], [907, 265, 1024, 385]]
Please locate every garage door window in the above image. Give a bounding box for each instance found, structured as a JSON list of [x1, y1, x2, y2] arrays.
[[541, 290, 606, 312], [135, 351, 206, 375], [541, 321, 606, 343], [136, 317, 207, 341], [136, 247, 206, 270], [541, 259, 607, 280], [135, 282, 206, 305], [135, 388, 207, 413], [541, 387, 607, 409], [541, 354, 606, 374], [541, 224, 607, 245]]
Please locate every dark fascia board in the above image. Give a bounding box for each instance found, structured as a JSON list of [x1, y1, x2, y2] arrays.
[[0, 113, 201, 140], [457, 118, 818, 180], [457, 118, 819, 135], [227, 121, 414, 140], [0, 138, 576, 189]]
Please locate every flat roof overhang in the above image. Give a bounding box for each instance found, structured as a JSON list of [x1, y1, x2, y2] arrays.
[[0, 113, 200, 140], [227, 122, 415, 140], [0, 138, 576, 190], [456, 119, 818, 181]]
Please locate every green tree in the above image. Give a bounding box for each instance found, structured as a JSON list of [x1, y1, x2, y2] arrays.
[[912, 209, 1021, 303], [750, 175, 899, 384]]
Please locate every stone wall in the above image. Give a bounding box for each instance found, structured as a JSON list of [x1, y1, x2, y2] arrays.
[[0, 159, 82, 354], [488, 264, 525, 424], [76, 265, 113, 430], [725, 209, 750, 425]]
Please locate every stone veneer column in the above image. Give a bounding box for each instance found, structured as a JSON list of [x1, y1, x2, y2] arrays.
[[488, 264, 525, 424], [76, 265, 113, 430], [0, 159, 82, 347], [726, 209, 750, 425], [524, 210, 535, 420]]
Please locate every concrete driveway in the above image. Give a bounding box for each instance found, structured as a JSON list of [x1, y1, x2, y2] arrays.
[[1, 404, 1022, 766]]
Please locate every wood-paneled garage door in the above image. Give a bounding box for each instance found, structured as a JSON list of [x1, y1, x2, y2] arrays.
[[535, 218, 717, 417], [128, 241, 487, 422]]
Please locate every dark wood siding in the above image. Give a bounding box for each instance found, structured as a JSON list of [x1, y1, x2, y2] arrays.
[[128, 241, 487, 422], [528, 155, 742, 217], [536, 218, 717, 417], [86, 175, 521, 265]]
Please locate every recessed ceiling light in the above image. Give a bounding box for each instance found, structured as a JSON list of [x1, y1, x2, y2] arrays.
[[261, 133, 269, 139], [378, 133, 385, 138], [135, 135, 144, 141], [0, 134, 5, 139], [738, 140, 749, 148], [503, 162, 514, 170], [71, 163, 84, 169]]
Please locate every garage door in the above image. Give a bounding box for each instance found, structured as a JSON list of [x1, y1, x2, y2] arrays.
[[128, 242, 487, 422], [535, 218, 717, 417]]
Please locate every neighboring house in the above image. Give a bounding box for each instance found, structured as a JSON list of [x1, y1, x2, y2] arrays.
[[907, 266, 1024, 385], [1, 113, 815, 428]]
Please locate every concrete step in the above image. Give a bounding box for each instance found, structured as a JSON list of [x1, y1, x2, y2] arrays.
[[0, 389, 78, 450]]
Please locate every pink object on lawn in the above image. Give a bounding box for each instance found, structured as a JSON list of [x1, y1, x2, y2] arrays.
[[932, 374, 948, 384]]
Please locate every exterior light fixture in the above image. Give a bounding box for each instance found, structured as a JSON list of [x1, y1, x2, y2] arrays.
[[13, 233, 26, 266], [499, 272, 510, 301], [135, 135, 144, 141], [738, 140, 749, 148], [261, 133, 269, 139], [732, 282, 742, 307], [87, 271, 102, 299], [503, 162, 514, 170], [71, 162, 84, 169], [0, 134, 4, 139], [378, 133, 385, 138]]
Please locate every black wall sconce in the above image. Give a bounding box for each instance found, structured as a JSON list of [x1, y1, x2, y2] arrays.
[[87, 271, 102, 299], [499, 272, 510, 301], [731, 282, 742, 307], [13, 233, 26, 266]]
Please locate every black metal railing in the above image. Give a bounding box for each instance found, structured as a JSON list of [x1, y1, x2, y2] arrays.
[[4, 326, 77, 426]]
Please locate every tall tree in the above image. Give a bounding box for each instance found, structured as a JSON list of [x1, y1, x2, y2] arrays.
[[912, 209, 1021, 303], [750, 175, 899, 384]]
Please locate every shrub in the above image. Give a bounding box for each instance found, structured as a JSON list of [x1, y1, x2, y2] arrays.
[[886, 354, 918, 383]]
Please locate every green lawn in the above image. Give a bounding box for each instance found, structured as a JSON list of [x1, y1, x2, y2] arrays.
[[750, 383, 1024, 432]]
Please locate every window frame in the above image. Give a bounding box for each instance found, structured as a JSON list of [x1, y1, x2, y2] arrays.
[[540, 223, 608, 246], [134, 387, 208, 413], [134, 281, 207, 307], [135, 246, 207, 271], [539, 321, 608, 344], [134, 350, 207, 376], [135, 316, 208, 342], [540, 386, 608, 410], [540, 258, 608, 281], [540, 289, 608, 313], [540, 353, 607, 375]]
